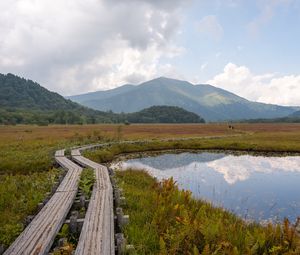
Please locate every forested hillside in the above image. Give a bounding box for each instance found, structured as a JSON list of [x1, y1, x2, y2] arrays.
[[0, 74, 204, 124], [126, 106, 205, 123]]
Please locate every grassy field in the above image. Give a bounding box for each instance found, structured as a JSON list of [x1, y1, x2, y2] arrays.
[[84, 124, 300, 164], [0, 168, 61, 246], [0, 123, 237, 175], [1, 123, 300, 174], [1, 123, 300, 249], [116, 170, 300, 255]]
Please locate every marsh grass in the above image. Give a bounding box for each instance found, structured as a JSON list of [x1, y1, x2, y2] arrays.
[[0, 126, 114, 175], [116, 170, 300, 255], [79, 168, 95, 199], [0, 168, 60, 246], [1, 123, 300, 174], [1, 123, 300, 249], [84, 134, 300, 165], [0, 125, 114, 247]]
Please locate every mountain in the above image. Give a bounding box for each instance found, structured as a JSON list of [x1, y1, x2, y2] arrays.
[[68, 84, 135, 105], [0, 73, 120, 124], [126, 106, 205, 123], [289, 110, 300, 117], [0, 74, 204, 124], [68, 77, 298, 121], [244, 109, 300, 123], [0, 73, 79, 111]]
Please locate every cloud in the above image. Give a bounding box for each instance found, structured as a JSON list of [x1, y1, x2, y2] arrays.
[[207, 155, 300, 184], [197, 15, 224, 41], [207, 63, 300, 106], [0, 0, 187, 95], [113, 155, 300, 185]]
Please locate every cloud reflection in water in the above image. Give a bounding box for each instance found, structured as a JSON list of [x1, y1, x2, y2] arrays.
[[112, 153, 300, 222]]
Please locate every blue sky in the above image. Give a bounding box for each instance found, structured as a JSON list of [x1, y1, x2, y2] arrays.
[[0, 0, 299, 105], [176, 0, 300, 79]]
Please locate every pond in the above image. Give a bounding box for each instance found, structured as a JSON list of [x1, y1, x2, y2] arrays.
[[112, 152, 300, 223]]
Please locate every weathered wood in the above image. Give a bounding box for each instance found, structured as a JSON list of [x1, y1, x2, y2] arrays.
[[55, 149, 65, 157], [69, 211, 79, 234], [115, 233, 126, 255], [116, 208, 129, 228], [4, 150, 82, 255], [0, 244, 5, 255], [72, 150, 115, 255]]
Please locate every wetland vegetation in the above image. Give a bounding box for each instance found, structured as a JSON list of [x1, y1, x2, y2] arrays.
[[0, 168, 61, 246], [115, 170, 300, 255], [1, 123, 300, 251]]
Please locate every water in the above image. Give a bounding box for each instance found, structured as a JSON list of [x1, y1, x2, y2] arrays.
[[112, 152, 300, 222]]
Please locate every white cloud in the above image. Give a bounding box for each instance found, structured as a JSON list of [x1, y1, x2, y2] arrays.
[[113, 155, 300, 185], [197, 15, 223, 41], [0, 0, 187, 95], [207, 155, 300, 184], [207, 63, 300, 106]]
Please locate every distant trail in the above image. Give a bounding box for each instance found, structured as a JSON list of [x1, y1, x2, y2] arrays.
[[4, 150, 82, 255]]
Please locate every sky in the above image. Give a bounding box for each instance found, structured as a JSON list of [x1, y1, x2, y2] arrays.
[[1, 0, 300, 106]]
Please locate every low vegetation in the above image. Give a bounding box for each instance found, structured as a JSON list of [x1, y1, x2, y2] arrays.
[[84, 132, 300, 164], [116, 170, 300, 255], [52, 223, 76, 255], [0, 168, 60, 246], [1, 123, 300, 249], [0, 125, 114, 175], [79, 168, 95, 199]]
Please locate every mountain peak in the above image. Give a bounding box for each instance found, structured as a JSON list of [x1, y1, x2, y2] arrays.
[[68, 76, 297, 121], [149, 76, 187, 83], [142, 77, 193, 88]]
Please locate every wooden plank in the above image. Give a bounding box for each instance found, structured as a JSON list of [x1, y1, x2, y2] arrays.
[[4, 150, 82, 255], [72, 150, 115, 255], [55, 149, 65, 157]]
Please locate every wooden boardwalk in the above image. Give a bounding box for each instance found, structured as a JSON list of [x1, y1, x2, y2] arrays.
[[71, 148, 115, 255], [4, 150, 82, 255]]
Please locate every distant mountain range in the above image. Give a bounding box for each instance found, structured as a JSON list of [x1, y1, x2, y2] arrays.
[[241, 110, 300, 123], [290, 110, 300, 117], [68, 77, 299, 121], [0, 73, 203, 124]]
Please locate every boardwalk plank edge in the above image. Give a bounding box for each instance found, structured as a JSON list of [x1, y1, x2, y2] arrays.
[[4, 150, 82, 255], [71, 147, 115, 255]]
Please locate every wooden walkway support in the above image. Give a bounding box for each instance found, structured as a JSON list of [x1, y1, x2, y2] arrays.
[[4, 150, 82, 255], [71, 148, 115, 255]]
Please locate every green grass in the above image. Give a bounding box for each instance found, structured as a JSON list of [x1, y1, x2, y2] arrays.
[[1, 124, 299, 249], [79, 168, 95, 199], [84, 135, 300, 165], [0, 127, 112, 175], [2, 124, 300, 175], [0, 168, 61, 246], [0, 125, 118, 248], [116, 170, 300, 255]]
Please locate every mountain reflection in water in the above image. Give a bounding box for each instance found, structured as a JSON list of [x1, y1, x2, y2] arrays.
[[112, 152, 300, 222]]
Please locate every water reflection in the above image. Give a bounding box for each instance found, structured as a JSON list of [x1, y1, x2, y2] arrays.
[[112, 152, 300, 222]]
